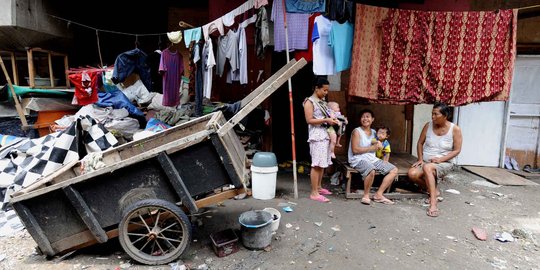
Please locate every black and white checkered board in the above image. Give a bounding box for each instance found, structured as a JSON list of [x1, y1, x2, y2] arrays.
[[0, 115, 117, 210]]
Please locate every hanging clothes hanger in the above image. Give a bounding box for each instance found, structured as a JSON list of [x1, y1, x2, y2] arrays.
[[156, 35, 164, 53], [134, 35, 140, 49]]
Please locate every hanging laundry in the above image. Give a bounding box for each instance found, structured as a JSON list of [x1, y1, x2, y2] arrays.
[[101, 69, 117, 93], [347, 4, 387, 101], [193, 43, 204, 116], [255, 6, 270, 59], [271, 0, 309, 52], [202, 38, 216, 99], [255, 0, 268, 9], [111, 48, 152, 92], [223, 0, 256, 27], [238, 27, 248, 84], [239, 11, 258, 28], [329, 20, 353, 72], [312, 15, 335, 75], [146, 49, 163, 93], [167, 31, 183, 44], [216, 35, 228, 77], [183, 27, 202, 48], [228, 26, 247, 85], [325, 0, 355, 23], [347, 4, 517, 106], [295, 12, 320, 62], [285, 0, 326, 13], [225, 28, 240, 81], [202, 17, 225, 40], [159, 48, 184, 107], [377, 8, 517, 105], [69, 71, 100, 106]]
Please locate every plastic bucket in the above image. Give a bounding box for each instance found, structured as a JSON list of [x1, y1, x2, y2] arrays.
[[251, 152, 278, 200], [263, 208, 281, 232], [238, 210, 273, 250], [251, 165, 278, 200]]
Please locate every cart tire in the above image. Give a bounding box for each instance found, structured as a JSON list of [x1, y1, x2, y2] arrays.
[[118, 199, 191, 265]]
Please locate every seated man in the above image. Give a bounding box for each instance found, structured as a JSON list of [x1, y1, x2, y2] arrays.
[[407, 102, 462, 218], [348, 109, 398, 205]]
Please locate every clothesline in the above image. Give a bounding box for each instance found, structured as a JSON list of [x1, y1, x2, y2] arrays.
[[47, 0, 262, 39], [68, 66, 111, 74], [48, 14, 170, 37]]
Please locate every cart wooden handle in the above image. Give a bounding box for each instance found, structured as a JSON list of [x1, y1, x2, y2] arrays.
[[217, 58, 307, 137]]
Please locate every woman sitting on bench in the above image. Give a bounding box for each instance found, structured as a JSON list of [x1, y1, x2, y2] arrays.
[[348, 109, 398, 205]]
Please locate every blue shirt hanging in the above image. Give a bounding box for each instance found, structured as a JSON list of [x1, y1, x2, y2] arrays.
[[285, 0, 326, 13], [329, 21, 354, 72]]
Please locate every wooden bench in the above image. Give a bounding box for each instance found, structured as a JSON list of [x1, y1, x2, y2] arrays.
[[334, 153, 421, 199]]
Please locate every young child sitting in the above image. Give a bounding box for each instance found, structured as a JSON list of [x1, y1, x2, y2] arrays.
[[327, 101, 348, 159], [374, 126, 392, 162]]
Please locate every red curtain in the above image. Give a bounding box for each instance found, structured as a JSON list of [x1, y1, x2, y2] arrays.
[[349, 5, 518, 106], [348, 5, 388, 101]]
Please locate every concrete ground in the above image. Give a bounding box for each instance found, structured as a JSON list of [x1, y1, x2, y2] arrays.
[[1, 168, 539, 270]]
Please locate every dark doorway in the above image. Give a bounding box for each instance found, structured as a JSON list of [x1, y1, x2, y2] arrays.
[[270, 52, 314, 163]]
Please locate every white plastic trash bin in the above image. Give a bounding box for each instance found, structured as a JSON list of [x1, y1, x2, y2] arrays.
[[251, 152, 278, 200]]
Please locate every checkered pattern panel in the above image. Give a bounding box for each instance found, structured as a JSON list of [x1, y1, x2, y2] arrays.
[[0, 115, 117, 210]]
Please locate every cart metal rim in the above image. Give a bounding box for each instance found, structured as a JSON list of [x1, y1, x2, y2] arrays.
[[120, 203, 190, 264]]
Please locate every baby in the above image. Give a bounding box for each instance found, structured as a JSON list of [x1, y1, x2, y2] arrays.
[[327, 101, 348, 159], [374, 126, 391, 162]]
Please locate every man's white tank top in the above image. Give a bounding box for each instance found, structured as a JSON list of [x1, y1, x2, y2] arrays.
[[423, 121, 455, 164]]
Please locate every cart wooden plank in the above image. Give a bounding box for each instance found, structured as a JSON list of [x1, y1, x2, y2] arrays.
[[49, 187, 247, 255], [63, 186, 108, 243], [11, 129, 213, 203], [194, 188, 246, 208], [218, 58, 307, 137], [12, 160, 78, 197], [157, 152, 198, 213], [12, 203, 55, 255], [210, 135, 244, 188]]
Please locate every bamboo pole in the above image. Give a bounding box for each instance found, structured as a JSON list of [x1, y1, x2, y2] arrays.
[[281, 0, 299, 199]]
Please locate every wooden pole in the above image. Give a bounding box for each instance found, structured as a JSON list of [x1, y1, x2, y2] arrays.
[[27, 49, 35, 88], [10, 52, 19, 85], [48, 52, 55, 87], [282, 0, 299, 199], [0, 56, 29, 127]]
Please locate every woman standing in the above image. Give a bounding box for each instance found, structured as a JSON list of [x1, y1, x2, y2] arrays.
[[408, 102, 463, 217], [303, 77, 339, 202]]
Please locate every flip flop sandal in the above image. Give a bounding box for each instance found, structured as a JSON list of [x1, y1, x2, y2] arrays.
[[361, 197, 371, 205], [319, 188, 333, 195], [373, 197, 395, 205], [427, 209, 440, 217], [310, 194, 330, 203], [423, 197, 444, 204]]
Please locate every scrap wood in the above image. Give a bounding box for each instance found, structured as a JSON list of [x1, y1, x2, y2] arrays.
[[0, 56, 28, 127], [463, 166, 539, 186]]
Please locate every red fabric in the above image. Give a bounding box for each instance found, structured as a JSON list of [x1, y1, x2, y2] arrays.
[[348, 5, 389, 102], [69, 71, 100, 105], [377, 9, 517, 106], [295, 12, 320, 62]]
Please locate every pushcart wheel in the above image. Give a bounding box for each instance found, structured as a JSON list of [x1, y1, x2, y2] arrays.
[[118, 199, 191, 265]]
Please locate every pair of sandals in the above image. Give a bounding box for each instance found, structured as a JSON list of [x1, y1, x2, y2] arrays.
[[310, 188, 332, 203], [360, 197, 395, 205]]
